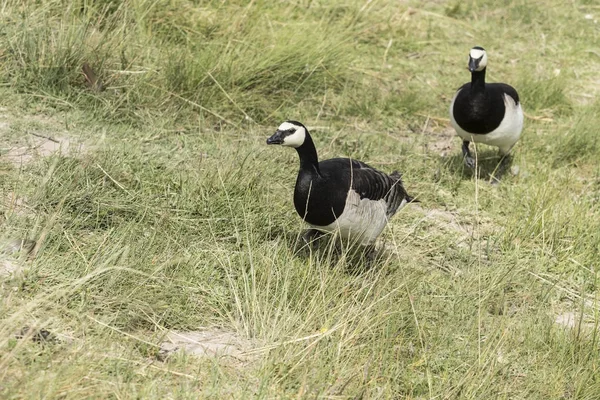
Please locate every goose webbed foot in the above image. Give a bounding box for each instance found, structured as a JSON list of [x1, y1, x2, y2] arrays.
[[464, 156, 476, 169], [364, 245, 377, 265], [489, 154, 512, 185], [344, 244, 379, 274], [462, 140, 475, 169]]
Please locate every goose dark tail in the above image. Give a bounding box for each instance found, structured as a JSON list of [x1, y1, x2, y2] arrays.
[[390, 171, 418, 203], [406, 194, 419, 203], [390, 171, 403, 181]]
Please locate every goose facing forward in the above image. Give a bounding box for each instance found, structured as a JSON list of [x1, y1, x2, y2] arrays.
[[450, 46, 524, 169], [266, 121, 414, 246]]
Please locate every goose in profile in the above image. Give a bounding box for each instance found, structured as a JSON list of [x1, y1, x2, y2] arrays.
[[266, 121, 415, 246], [450, 46, 524, 174]]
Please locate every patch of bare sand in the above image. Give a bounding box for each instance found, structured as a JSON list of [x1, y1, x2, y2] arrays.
[[2, 192, 30, 218], [4, 134, 86, 167], [413, 205, 498, 241], [159, 329, 263, 363], [423, 208, 470, 235], [0, 258, 24, 278], [1, 109, 92, 167], [555, 311, 580, 329], [1, 238, 36, 256], [0, 238, 35, 278], [389, 205, 500, 273], [554, 311, 600, 332], [555, 304, 600, 331], [424, 126, 456, 157]]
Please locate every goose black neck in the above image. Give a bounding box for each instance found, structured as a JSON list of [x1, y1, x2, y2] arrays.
[[295, 132, 320, 175], [470, 68, 486, 93]]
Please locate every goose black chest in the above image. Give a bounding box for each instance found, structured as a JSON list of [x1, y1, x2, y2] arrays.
[[293, 158, 349, 227], [267, 121, 414, 246]]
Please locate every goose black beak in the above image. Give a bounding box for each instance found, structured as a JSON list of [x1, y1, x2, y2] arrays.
[[468, 57, 479, 72], [266, 130, 284, 145]]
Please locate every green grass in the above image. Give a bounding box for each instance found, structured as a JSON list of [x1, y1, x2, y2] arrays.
[[2, 0, 600, 398]]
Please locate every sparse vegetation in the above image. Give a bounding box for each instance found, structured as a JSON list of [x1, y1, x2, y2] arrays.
[[1, 0, 600, 398]]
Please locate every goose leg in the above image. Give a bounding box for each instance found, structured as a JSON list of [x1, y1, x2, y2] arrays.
[[302, 228, 324, 249], [490, 153, 512, 184], [462, 140, 475, 168], [364, 244, 377, 265]]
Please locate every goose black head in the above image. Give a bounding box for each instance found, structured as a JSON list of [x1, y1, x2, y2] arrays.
[[468, 46, 488, 72], [267, 120, 307, 148]]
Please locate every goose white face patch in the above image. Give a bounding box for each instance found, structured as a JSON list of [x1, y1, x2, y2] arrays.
[[277, 121, 300, 131], [469, 48, 488, 71], [277, 122, 306, 148]]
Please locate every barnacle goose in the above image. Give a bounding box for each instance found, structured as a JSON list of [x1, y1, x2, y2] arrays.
[[267, 121, 415, 246], [450, 46, 524, 170]]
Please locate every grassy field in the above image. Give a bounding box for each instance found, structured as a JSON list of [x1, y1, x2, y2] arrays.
[[1, 0, 600, 398]]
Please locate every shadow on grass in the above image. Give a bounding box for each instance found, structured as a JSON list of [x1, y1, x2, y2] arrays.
[[272, 229, 394, 276], [445, 148, 513, 183]]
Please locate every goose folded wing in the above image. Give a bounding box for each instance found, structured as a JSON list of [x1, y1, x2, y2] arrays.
[[347, 162, 398, 201], [496, 83, 520, 104]]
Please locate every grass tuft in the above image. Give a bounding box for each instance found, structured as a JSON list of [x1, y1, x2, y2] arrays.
[[552, 102, 600, 166], [518, 73, 572, 118]]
